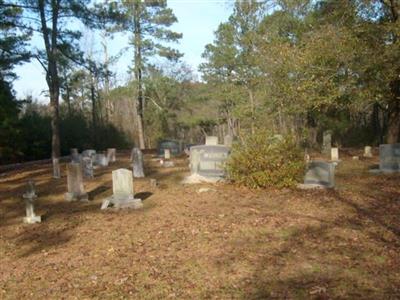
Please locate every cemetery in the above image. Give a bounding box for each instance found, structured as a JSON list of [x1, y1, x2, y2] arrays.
[[1, 0, 399, 298]]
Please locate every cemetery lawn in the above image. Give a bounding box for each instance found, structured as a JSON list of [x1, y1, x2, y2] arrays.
[[0, 152, 399, 299]]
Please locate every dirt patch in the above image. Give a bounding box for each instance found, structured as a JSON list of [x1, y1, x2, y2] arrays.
[[0, 153, 399, 299]]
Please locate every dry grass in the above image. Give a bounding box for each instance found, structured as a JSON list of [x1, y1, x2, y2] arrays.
[[0, 152, 399, 299]]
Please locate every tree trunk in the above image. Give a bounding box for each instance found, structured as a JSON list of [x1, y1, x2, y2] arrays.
[[248, 88, 255, 134], [387, 99, 400, 143]]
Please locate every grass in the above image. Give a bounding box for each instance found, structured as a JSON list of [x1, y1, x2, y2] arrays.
[[0, 152, 399, 299]]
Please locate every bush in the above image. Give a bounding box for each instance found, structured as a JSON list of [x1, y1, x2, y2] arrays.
[[226, 131, 305, 188]]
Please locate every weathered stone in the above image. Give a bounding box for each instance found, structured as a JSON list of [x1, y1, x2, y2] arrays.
[[65, 163, 88, 201], [150, 178, 158, 187], [322, 130, 332, 155], [364, 146, 373, 158], [164, 149, 171, 160], [158, 140, 180, 157], [189, 145, 230, 179], [81, 157, 94, 178], [303, 161, 335, 188], [224, 135, 233, 147], [101, 169, 142, 210], [106, 148, 116, 163], [82, 149, 96, 158], [131, 148, 145, 178], [379, 143, 400, 172], [22, 180, 41, 224], [331, 147, 339, 161], [95, 153, 109, 167], [70, 148, 80, 163], [205, 136, 219, 145]]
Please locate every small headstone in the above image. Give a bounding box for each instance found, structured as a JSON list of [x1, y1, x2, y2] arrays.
[[53, 158, 61, 179], [106, 148, 116, 163], [331, 147, 339, 161], [22, 180, 41, 224], [322, 130, 332, 155], [379, 143, 400, 172], [352, 156, 359, 160], [164, 149, 171, 160], [132, 147, 145, 178], [65, 163, 88, 202], [101, 169, 142, 210], [81, 156, 94, 178], [95, 153, 109, 167], [70, 148, 80, 163], [163, 161, 175, 168], [150, 178, 158, 187], [205, 136, 219, 146], [364, 146, 373, 158], [303, 161, 335, 188], [158, 140, 180, 157], [224, 135, 233, 147]]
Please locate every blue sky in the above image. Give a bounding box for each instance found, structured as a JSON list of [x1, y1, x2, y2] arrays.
[[12, 0, 233, 101]]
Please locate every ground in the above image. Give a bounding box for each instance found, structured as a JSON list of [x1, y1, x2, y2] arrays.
[[0, 150, 399, 299]]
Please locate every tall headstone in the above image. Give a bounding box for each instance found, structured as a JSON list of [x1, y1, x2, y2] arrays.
[[379, 143, 400, 172], [70, 148, 80, 163], [101, 169, 142, 210], [331, 147, 339, 161], [364, 146, 373, 158], [164, 148, 171, 160], [106, 148, 116, 163], [81, 156, 94, 178], [224, 135, 233, 147], [205, 136, 219, 146], [53, 158, 61, 179], [132, 148, 145, 178], [322, 131, 332, 155], [22, 180, 41, 224], [65, 163, 88, 201], [304, 161, 335, 188]]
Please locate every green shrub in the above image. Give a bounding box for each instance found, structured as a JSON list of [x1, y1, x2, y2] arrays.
[[226, 131, 305, 188]]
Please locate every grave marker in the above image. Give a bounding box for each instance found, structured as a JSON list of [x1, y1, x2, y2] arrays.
[[379, 144, 400, 172], [106, 148, 116, 163], [22, 180, 41, 224], [304, 161, 335, 188], [331, 147, 339, 161], [364, 146, 373, 158], [132, 148, 145, 178], [65, 163, 88, 201], [205, 136, 219, 145], [322, 130, 332, 155]]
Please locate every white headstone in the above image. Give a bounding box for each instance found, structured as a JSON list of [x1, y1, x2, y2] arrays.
[[224, 135, 233, 147], [164, 149, 171, 160], [53, 158, 61, 179], [331, 147, 339, 161], [205, 136, 219, 145], [95, 153, 109, 167], [81, 156, 94, 178], [65, 163, 88, 201], [22, 180, 41, 224], [364, 146, 373, 158], [101, 169, 142, 210], [106, 148, 116, 163]]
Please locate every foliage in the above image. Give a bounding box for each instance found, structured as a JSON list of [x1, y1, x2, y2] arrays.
[[226, 131, 305, 188]]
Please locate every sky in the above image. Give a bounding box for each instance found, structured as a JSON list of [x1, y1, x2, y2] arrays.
[[12, 0, 234, 101]]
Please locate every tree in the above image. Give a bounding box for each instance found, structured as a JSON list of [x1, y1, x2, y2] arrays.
[[116, 0, 183, 148]]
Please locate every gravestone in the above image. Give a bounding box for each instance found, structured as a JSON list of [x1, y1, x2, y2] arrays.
[[304, 161, 335, 188], [205, 136, 219, 146], [189, 145, 230, 179], [82, 149, 96, 158], [158, 140, 180, 157], [132, 148, 145, 178], [53, 158, 61, 179], [331, 147, 339, 161], [164, 149, 171, 160], [22, 180, 41, 224], [364, 146, 373, 158], [322, 131, 332, 155], [224, 135, 233, 147], [379, 144, 400, 172], [106, 148, 116, 163], [95, 153, 109, 167], [81, 156, 94, 178], [101, 169, 142, 210], [65, 163, 88, 201], [70, 148, 80, 163]]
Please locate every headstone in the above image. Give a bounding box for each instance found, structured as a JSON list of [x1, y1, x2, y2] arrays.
[[132, 148, 145, 178], [322, 131, 332, 155], [331, 147, 339, 161], [101, 169, 142, 210], [106, 148, 116, 163], [164, 149, 171, 160], [81, 156, 94, 178], [70, 148, 80, 163], [95, 153, 109, 167], [189, 145, 230, 179], [224, 135, 233, 147], [205, 136, 219, 146], [379, 143, 400, 172], [22, 180, 41, 224], [304, 161, 335, 188], [65, 163, 88, 201], [82, 149, 96, 158], [150, 178, 158, 187], [53, 158, 61, 179], [158, 140, 180, 157], [364, 146, 373, 158]]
